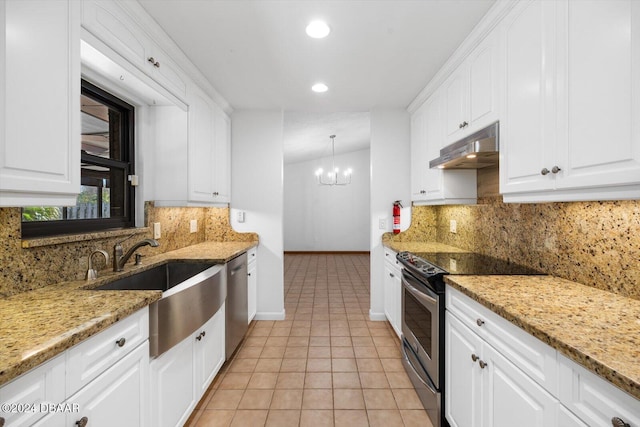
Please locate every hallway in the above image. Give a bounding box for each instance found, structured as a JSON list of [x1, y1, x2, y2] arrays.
[[188, 253, 432, 427]]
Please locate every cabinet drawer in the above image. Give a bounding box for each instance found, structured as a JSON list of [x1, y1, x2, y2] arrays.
[[383, 248, 401, 273], [558, 353, 640, 427], [446, 286, 558, 394], [247, 247, 257, 265], [67, 307, 149, 395], [0, 354, 65, 427]]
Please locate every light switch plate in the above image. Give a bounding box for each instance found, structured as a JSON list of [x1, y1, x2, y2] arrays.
[[237, 211, 245, 223], [190, 219, 198, 233], [153, 222, 161, 239]]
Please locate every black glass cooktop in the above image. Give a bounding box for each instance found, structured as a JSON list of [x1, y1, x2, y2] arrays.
[[412, 252, 543, 276]]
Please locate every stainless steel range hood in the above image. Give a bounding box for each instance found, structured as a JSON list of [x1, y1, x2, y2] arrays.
[[429, 122, 499, 169]]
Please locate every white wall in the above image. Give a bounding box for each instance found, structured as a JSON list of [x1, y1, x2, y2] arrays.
[[230, 110, 285, 320], [284, 149, 370, 251], [369, 108, 411, 320]]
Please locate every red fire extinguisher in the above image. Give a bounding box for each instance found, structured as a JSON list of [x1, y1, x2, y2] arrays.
[[393, 200, 402, 234]]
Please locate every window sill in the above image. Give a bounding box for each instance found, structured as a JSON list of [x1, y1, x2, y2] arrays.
[[21, 227, 150, 248]]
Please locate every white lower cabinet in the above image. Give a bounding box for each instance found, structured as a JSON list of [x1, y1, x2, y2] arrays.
[[446, 286, 640, 427], [446, 312, 557, 427], [247, 247, 257, 323], [383, 248, 402, 338], [67, 341, 150, 427], [0, 308, 150, 427], [151, 304, 226, 427]]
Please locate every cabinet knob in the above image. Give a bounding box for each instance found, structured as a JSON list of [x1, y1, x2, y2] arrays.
[[476, 319, 485, 327], [201, 331, 206, 338], [420, 190, 426, 194], [75, 417, 89, 427], [147, 57, 160, 68], [471, 354, 479, 362], [213, 192, 219, 196], [551, 166, 562, 174], [462, 121, 468, 128], [389, 273, 394, 278], [115, 337, 126, 347], [611, 417, 630, 427], [479, 360, 488, 369], [541, 168, 550, 176], [196, 331, 205, 341]]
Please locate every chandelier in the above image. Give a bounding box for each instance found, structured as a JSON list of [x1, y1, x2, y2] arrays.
[[314, 135, 353, 186]]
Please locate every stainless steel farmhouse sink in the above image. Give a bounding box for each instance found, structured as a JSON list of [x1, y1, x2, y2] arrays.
[[94, 261, 226, 357]]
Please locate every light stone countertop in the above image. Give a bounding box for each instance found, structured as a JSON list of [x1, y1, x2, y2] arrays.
[[0, 240, 257, 386], [445, 275, 640, 401]]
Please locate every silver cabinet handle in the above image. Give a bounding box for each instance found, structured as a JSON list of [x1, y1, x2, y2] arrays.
[[389, 273, 394, 278], [611, 417, 630, 427], [75, 417, 88, 427], [213, 192, 219, 196], [147, 57, 160, 68], [551, 166, 562, 174], [116, 337, 126, 347], [471, 354, 479, 362], [541, 168, 550, 175], [479, 360, 488, 369], [476, 319, 485, 327]]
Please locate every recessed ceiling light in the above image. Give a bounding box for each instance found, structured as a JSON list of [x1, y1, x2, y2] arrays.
[[312, 83, 328, 93], [306, 20, 331, 39]]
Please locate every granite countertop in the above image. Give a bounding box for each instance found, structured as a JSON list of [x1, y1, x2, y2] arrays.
[[0, 240, 257, 387], [446, 275, 640, 400]]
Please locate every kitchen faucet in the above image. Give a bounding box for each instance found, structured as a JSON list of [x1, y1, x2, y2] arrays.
[[113, 238, 159, 272]]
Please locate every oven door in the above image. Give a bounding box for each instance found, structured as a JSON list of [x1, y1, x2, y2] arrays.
[[401, 269, 441, 389]]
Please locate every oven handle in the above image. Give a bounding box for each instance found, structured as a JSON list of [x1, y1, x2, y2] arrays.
[[402, 271, 438, 306], [402, 339, 438, 394]]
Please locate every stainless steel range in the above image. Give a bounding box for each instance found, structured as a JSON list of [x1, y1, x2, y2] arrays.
[[396, 251, 543, 427]]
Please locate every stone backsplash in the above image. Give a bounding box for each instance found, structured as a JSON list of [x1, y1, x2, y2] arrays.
[[397, 197, 640, 300], [0, 203, 257, 297]]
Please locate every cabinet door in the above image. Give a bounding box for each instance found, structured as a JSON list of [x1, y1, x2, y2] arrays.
[[248, 260, 257, 323], [68, 342, 150, 427], [444, 69, 469, 141], [383, 263, 397, 329], [500, 0, 557, 195], [188, 86, 216, 203], [410, 103, 429, 200], [0, 0, 80, 206], [212, 105, 231, 203], [445, 313, 483, 427], [150, 336, 196, 427], [482, 343, 558, 427], [194, 306, 226, 397], [391, 269, 402, 338], [555, 0, 640, 191], [468, 33, 499, 130]]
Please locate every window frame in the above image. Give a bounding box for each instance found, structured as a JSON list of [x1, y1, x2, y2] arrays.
[[21, 80, 136, 238]]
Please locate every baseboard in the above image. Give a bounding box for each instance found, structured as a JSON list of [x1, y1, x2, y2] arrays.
[[369, 310, 387, 321], [254, 309, 286, 321], [284, 251, 370, 255]]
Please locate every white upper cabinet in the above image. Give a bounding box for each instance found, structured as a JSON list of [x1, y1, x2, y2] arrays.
[[188, 85, 231, 205], [444, 32, 500, 143], [411, 90, 477, 205], [501, 0, 640, 202], [81, 0, 188, 101], [0, 0, 80, 207]]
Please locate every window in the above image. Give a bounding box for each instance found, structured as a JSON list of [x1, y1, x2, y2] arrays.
[[22, 80, 135, 237]]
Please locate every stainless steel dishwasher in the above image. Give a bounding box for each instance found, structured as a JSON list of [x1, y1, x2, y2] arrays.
[[226, 253, 248, 359]]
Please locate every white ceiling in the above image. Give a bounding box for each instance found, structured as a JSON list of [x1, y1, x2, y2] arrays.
[[138, 0, 495, 162]]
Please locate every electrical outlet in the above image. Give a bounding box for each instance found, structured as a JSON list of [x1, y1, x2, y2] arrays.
[[379, 218, 387, 230], [237, 211, 245, 223], [153, 222, 161, 239], [190, 219, 198, 233], [450, 219, 457, 233], [449, 258, 457, 272]]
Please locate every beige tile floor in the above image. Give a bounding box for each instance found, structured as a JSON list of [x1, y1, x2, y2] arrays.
[[186, 254, 433, 427]]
